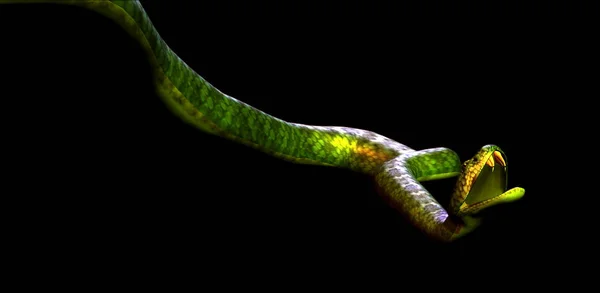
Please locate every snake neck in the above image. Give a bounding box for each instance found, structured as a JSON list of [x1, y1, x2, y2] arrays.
[[375, 148, 472, 241], [404, 148, 462, 181]]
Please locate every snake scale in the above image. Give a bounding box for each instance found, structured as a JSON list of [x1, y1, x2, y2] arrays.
[[1, 0, 525, 242]]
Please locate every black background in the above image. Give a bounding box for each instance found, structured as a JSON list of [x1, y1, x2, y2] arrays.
[[0, 0, 594, 286]]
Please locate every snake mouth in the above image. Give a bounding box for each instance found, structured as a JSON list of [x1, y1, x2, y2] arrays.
[[463, 151, 508, 210]]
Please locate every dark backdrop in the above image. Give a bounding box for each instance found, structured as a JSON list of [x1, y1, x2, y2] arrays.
[[0, 0, 592, 286]]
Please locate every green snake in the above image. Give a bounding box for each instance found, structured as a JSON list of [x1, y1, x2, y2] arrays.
[[2, 0, 525, 242]]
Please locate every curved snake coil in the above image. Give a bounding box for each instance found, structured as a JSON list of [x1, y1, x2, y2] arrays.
[[1, 0, 525, 242]]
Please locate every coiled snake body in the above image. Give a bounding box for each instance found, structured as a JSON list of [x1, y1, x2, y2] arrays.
[[1, 0, 525, 242]]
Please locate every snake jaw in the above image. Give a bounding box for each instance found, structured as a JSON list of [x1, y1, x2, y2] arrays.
[[451, 146, 521, 216]]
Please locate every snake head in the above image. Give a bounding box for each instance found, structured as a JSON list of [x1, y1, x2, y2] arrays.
[[450, 145, 525, 217]]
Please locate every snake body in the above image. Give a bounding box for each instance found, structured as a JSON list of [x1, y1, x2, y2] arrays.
[[2, 0, 525, 242]]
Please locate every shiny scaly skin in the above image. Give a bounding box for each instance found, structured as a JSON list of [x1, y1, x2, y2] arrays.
[[0, 0, 524, 242]]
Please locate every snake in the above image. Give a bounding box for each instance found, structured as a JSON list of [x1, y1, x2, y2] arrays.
[[1, 0, 525, 242]]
